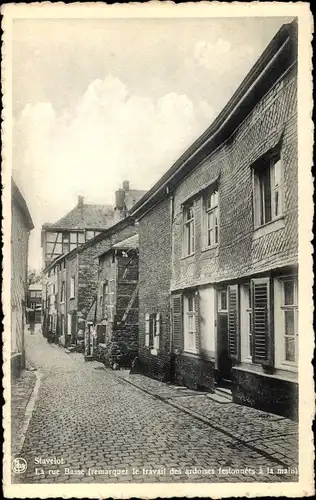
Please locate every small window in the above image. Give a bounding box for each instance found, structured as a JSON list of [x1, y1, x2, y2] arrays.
[[70, 277, 75, 299], [184, 294, 197, 353], [183, 203, 195, 256], [85, 230, 96, 241], [144, 312, 160, 349], [253, 156, 283, 228], [218, 289, 227, 312], [60, 282, 65, 303], [282, 279, 298, 364], [205, 189, 219, 247], [62, 232, 70, 254]]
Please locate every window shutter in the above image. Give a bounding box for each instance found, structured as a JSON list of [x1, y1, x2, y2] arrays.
[[172, 294, 183, 351], [228, 285, 240, 363], [194, 292, 200, 353], [251, 277, 274, 368], [149, 313, 155, 348]]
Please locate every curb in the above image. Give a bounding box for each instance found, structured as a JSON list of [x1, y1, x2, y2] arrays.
[[12, 367, 42, 458], [120, 376, 292, 471]]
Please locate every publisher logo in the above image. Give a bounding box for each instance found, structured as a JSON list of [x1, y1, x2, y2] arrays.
[[12, 457, 27, 474]]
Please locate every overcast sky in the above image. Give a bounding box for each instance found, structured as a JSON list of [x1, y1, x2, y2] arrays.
[[11, 16, 293, 271]]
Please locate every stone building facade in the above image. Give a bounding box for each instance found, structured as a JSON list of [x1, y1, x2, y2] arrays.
[[131, 21, 298, 418], [43, 217, 138, 348], [11, 179, 34, 377]]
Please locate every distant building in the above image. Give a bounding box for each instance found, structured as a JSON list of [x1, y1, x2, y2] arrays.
[[11, 178, 34, 377], [131, 21, 298, 419], [92, 234, 139, 368], [26, 283, 42, 324]]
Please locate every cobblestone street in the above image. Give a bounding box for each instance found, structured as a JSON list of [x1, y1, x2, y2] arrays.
[[12, 329, 298, 484]]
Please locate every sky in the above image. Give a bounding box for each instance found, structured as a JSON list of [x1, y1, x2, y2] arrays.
[[11, 16, 293, 271]]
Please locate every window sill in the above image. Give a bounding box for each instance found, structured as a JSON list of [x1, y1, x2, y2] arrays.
[[253, 216, 285, 240], [181, 253, 195, 260], [233, 362, 298, 382], [70, 297, 75, 300], [201, 245, 219, 255]]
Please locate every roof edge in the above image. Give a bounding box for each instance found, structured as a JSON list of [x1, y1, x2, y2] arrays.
[[130, 20, 297, 219], [12, 179, 34, 230]]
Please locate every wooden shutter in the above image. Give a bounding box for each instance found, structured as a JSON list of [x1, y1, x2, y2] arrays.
[[228, 285, 240, 362], [172, 294, 183, 351], [194, 292, 200, 353], [251, 277, 274, 368], [71, 311, 77, 335]]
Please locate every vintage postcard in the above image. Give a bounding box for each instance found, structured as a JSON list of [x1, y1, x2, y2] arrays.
[[2, 2, 314, 498]]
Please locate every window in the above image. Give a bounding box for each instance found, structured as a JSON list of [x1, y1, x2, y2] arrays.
[[184, 294, 197, 353], [144, 313, 160, 349], [108, 279, 115, 321], [70, 232, 85, 251], [62, 232, 70, 254], [184, 203, 195, 255], [281, 279, 298, 364], [218, 289, 227, 312], [205, 190, 219, 247], [70, 277, 75, 299], [85, 230, 100, 241], [253, 156, 283, 227], [60, 282, 65, 303], [240, 284, 252, 360]]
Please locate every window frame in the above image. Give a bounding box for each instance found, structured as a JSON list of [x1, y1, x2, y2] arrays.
[[253, 154, 284, 229], [183, 294, 197, 354], [280, 277, 298, 367], [204, 189, 219, 248], [183, 202, 195, 256]]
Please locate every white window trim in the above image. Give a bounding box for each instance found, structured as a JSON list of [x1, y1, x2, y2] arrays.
[[253, 156, 284, 230], [183, 295, 198, 354], [274, 276, 298, 371], [204, 190, 219, 249]]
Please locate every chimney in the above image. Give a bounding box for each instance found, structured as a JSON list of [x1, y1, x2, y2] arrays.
[[115, 189, 125, 210], [122, 180, 130, 192], [78, 196, 84, 208]]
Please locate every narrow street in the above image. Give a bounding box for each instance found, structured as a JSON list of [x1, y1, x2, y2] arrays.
[[13, 329, 297, 484]]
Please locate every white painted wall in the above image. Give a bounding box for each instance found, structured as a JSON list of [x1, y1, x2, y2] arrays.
[[199, 285, 216, 359]]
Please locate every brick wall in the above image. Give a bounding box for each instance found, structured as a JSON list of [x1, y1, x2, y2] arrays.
[[138, 197, 172, 381], [171, 66, 297, 290]]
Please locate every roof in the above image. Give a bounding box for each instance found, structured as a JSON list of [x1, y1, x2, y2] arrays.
[[112, 234, 139, 250], [12, 178, 34, 230], [98, 233, 139, 260], [43, 215, 136, 273], [29, 283, 42, 291], [130, 20, 297, 220], [42, 203, 114, 231]]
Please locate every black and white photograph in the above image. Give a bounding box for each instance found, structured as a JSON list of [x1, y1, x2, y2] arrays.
[[2, 2, 314, 498]]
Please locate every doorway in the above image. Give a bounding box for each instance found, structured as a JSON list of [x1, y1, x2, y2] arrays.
[[217, 288, 232, 384]]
